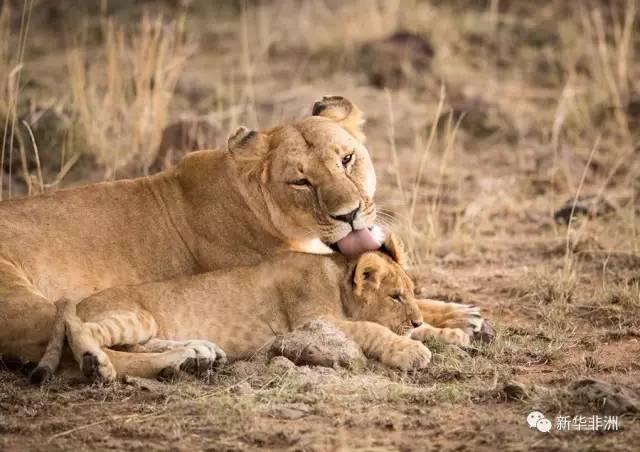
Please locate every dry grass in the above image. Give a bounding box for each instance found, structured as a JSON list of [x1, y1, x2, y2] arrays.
[[0, 1, 12, 120], [0, 0, 33, 200], [67, 14, 193, 177], [2, 0, 640, 450]]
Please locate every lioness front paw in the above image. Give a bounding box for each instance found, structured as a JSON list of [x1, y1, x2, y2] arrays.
[[160, 340, 226, 378], [434, 303, 484, 335], [382, 338, 432, 370], [182, 340, 227, 367]]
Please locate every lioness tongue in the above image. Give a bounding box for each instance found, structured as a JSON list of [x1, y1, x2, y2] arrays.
[[336, 229, 381, 258]]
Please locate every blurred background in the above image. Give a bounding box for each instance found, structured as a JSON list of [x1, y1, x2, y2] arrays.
[[1, 1, 639, 449]]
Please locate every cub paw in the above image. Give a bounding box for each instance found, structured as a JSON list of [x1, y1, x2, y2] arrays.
[[82, 352, 117, 382], [383, 338, 432, 370], [411, 325, 471, 346]]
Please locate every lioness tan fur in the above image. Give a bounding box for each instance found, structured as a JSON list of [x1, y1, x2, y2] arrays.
[[63, 236, 434, 380]]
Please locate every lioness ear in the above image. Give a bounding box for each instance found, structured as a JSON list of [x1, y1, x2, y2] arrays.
[[311, 96, 366, 142], [379, 233, 407, 267], [227, 126, 258, 152], [353, 253, 384, 299], [227, 126, 270, 180]]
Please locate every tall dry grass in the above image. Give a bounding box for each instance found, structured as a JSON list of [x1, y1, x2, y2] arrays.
[[67, 14, 193, 177], [0, 0, 33, 200], [380, 86, 466, 267], [0, 2, 11, 120]]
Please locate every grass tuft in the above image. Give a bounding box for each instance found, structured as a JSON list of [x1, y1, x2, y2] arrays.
[[67, 14, 193, 177]]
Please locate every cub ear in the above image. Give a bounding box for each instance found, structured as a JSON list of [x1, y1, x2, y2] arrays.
[[353, 253, 385, 299], [311, 96, 366, 142], [379, 233, 407, 267]]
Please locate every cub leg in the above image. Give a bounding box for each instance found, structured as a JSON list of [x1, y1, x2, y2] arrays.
[[63, 301, 158, 381], [330, 318, 431, 370], [410, 323, 470, 346], [416, 299, 484, 335], [64, 301, 225, 380]]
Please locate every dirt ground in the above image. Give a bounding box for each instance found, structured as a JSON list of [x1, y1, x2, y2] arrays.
[[1, 1, 639, 450]]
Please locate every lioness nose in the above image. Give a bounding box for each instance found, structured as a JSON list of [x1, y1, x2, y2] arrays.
[[411, 320, 422, 328], [330, 205, 360, 225]]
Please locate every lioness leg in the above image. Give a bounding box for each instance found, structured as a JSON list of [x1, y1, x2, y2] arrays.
[[83, 346, 223, 380], [29, 298, 70, 384], [330, 318, 431, 370], [416, 299, 484, 335], [0, 263, 57, 366], [102, 348, 210, 380]]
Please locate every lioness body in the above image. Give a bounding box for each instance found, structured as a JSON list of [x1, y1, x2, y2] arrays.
[[0, 97, 379, 371], [65, 248, 433, 379]]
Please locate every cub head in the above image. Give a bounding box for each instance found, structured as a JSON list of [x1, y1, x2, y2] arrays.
[[348, 234, 423, 335], [228, 96, 378, 253]]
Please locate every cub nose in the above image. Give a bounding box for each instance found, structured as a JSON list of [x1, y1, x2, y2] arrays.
[[411, 320, 422, 328], [330, 205, 360, 225]]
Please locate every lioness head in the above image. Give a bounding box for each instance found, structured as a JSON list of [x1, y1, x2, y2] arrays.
[[349, 234, 423, 335], [228, 96, 378, 254]]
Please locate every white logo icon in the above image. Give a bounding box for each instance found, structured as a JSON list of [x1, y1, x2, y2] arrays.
[[527, 411, 551, 432], [537, 418, 552, 432]]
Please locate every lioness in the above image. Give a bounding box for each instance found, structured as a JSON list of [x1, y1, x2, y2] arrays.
[[63, 235, 435, 380], [0, 96, 484, 381]]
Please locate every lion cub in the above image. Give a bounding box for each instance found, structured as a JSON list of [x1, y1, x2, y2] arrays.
[[63, 236, 434, 380]]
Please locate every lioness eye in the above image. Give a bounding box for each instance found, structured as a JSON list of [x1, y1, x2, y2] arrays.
[[342, 153, 354, 167], [289, 178, 312, 188], [391, 294, 403, 303]]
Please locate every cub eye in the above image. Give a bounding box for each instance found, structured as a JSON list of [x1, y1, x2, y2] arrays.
[[341, 153, 354, 167], [391, 293, 403, 304], [288, 178, 312, 188]]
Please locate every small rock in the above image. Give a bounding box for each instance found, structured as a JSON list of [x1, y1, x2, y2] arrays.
[[443, 252, 462, 263], [568, 378, 640, 414], [269, 319, 366, 369], [554, 196, 614, 224], [268, 356, 296, 374], [230, 381, 252, 395], [267, 404, 311, 420], [358, 31, 435, 89], [502, 382, 529, 401]]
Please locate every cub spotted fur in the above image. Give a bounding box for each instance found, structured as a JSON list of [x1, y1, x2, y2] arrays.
[[63, 235, 435, 380]]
